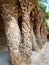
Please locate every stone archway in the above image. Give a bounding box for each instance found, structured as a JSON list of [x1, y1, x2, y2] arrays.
[[0, 0, 48, 65]]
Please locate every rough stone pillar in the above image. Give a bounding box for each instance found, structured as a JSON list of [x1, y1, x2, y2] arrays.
[[0, 0, 22, 65], [30, 10, 40, 51], [19, 0, 38, 64], [34, 7, 45, 49], [40, 22, 47, 44]]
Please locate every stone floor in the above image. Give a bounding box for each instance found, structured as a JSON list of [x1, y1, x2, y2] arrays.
[[0, 42, 49, 65], [32, 41, 49, 65], [0, 51, 10, 65]]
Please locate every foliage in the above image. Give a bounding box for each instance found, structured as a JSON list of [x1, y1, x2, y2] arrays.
[[46, 23, 49, 32], [39, 4, 46, 12], [45, 12, 49, 19], [46, 11, 49, 18], [38, 0, 49, 32]]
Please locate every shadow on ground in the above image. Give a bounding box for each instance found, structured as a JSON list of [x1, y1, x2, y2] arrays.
[[0, 41, 49, 65], [0, 51, 10, 65]]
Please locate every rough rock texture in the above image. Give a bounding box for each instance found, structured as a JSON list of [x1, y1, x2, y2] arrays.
[[40, 22, 47, 44], [0, 42, 49, 65], [33, 6, 45, 49], [0, 0, 47, 65], [0, 16, 7, 51]]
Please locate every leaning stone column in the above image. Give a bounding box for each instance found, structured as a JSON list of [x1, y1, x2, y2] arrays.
[[19, 0, 38, 64], [0, 0, 22, 65], [34, 7, 45, 49], [30, 9, 40, 51], [40, 22, 47, 44]]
